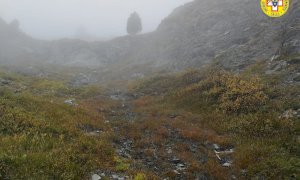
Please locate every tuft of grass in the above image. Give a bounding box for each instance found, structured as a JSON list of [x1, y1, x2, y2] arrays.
[[134, 173, 147, 180], [115, 157, 130, 172]]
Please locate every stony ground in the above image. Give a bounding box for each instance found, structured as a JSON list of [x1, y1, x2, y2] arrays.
[[0, 63, 298, 179], [86, 90, 236, 180]]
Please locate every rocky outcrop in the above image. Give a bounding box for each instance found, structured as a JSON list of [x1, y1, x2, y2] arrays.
[[143, 0, 300, 69], [0, 17, 45, 65], [40, 0, 300, 71], [0, 0, 299, 74]]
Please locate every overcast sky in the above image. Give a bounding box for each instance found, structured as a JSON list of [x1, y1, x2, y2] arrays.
[[0, 0, 191, 40]]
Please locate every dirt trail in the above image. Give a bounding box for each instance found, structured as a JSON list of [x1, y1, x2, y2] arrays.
[[94, 89, 235, 179]]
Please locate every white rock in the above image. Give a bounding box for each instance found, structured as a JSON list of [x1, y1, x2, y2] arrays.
[[222, 162, 232, 167], [64, 99, 77, 106], [112, 174, 119, 179], [213, 144, 220, 150], [167, 148, 172, 154], [215, 154, 222, 161], [176, 163, 186, 171], [279, 109, 298, 119], [173, 170, 181, 174], [92, 174, 101, 180], [214, 148, 235, 154]]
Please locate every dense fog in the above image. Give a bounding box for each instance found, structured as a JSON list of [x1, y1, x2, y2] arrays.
[[0, 0, 299, 179], [0, 0, 191, 40]]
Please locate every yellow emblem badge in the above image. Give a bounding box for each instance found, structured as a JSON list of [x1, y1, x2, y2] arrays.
[[261, 0, 289, 17]]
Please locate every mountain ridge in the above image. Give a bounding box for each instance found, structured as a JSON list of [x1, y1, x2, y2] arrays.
[[0, 0, 299, 73]]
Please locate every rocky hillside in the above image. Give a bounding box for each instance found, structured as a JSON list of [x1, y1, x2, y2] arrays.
[[0, 0, 299, 73], [0, 1, 299, 179], [154, 0, 300, 69], [0, 18, 37, 64]]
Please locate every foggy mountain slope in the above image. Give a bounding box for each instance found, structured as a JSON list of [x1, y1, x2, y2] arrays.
[[280, 0, 300, 57], [40, 35, 148, 67], [0, 0, 299, 72], [90, 0, 300, 73], [139, 0, 300, 69], [0, 17, 49, 66], [0, 17, 34, 63], [0, 2, 299, 179], [39, 0, 300, 70]]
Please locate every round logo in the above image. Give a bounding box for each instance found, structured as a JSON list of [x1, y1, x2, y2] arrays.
[[261, 0, 289, 17]]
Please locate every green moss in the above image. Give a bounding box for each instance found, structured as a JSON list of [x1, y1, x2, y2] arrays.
[[115, 157, 130, 172], [134, 173, 147, 180]]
